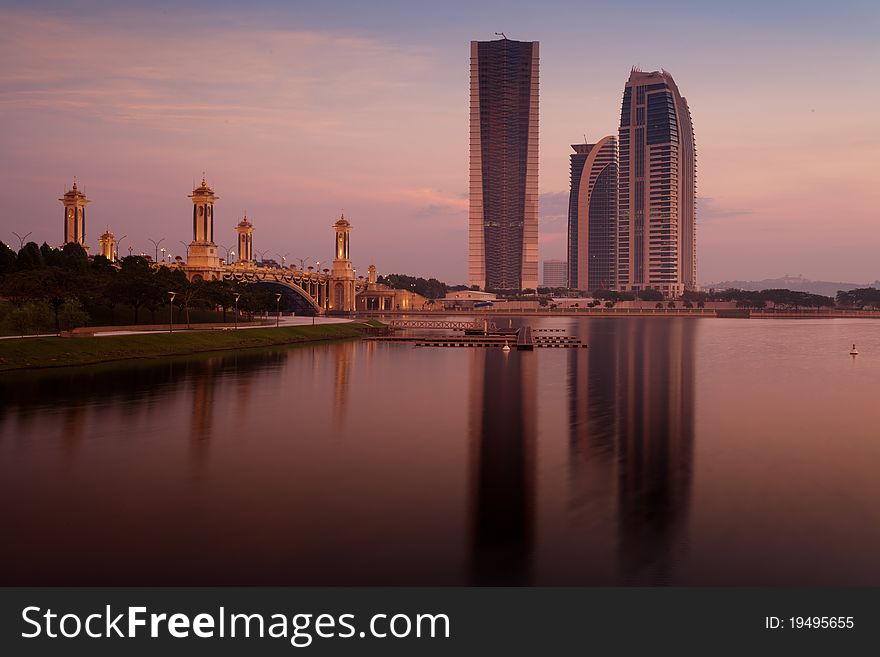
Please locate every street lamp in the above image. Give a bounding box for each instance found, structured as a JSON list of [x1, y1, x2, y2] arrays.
[[12, 231, 32, 250], [219, 244, 231, 264], [276, 253, 289, 269], [116, 234, 128, 262], [160, 246, 167, 263], [233, 292, 241, 330], [178, 241, 190, 262], [275, 293, 282, 327], [168, 291, 177, 333], [148, 237, 166, 263]]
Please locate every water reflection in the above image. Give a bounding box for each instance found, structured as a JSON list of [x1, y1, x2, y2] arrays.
[[5, 318, 880, 585], [469, 348, 537, 584], [613, 321, 694, 584]]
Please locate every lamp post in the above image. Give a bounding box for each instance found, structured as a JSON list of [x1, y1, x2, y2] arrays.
[[276, 253, 289, 269], [168, 291, 177, 333], [116, 234, 127, 262], [233, 292, 240, 330], [12, 231, 32, 250], [219, 244, 231, 265], [275, 293, 282, 327], [178, 241, 190, 262], [148, 237, 165, 263], [160, 246, 167, 263]]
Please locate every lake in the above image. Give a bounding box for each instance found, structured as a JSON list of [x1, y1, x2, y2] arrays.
[[2, 317, 879, 585]]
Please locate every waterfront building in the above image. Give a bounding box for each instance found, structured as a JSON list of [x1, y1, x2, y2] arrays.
[[98, 228, 116, 261], [617, 69, 696, 297], [186, 177, 222, 279], [542, 259, 567, 288], [356, 264, 429, 311], [236, 214, 254, 264], [567, 137, 618, 291], [469, 36, 539, 292], [59, 180, 89, 249]]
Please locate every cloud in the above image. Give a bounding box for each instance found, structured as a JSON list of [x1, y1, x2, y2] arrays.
[[697, 196, 754, 221], [539, 191, 569, 225]]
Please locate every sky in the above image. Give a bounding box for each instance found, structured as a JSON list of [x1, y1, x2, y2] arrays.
[[1, 0, 878, 284]]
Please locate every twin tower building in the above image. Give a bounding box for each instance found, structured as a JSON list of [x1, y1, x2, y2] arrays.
[[468, 37, 697, 297]]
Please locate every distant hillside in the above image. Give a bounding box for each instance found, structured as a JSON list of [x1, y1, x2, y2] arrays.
[[704, 275, 878, 297]]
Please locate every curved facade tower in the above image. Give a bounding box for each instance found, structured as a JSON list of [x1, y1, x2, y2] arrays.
[[469, 37, 539, 291], [567, 136, 618, 291], [617, 69, 696, 297]]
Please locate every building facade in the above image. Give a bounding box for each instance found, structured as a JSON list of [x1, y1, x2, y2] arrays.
[[617, 69, 696, 297], [469, 36, 539, 291], [542, 259, 567, 288], [567, 137, 618, 291]]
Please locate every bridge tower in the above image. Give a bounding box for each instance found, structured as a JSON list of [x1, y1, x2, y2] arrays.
[[59, 180, 89, 249], [329, 214, 356, 312], [236, 214, 254, 264], [186, 176, 221, 280], [98, 228, 116, 261]]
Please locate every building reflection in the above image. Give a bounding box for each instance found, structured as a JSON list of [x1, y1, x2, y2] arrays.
[[468, 347, 537, 585], [567, 319, 696, 584]]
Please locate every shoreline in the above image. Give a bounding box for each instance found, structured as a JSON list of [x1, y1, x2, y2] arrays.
[[0, 322, 380, 372], [354, 309, 880, 319]]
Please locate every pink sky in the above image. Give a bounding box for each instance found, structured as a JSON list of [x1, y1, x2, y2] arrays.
[[1, 3, 878, 283]]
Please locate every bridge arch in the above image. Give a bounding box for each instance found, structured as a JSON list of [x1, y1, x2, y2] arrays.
[[222, 270, 327, 316]]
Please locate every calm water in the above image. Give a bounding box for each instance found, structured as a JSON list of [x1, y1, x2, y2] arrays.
[[2, 317, 880, 586]]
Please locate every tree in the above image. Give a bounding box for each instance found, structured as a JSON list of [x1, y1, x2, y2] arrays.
[[58, 298, 90, 331], [59, 243, 89, 272], [203, 279, 237, 322], [40, 242, 61, 267], [638, 289, 664, 302], [8, 301, 53, 335], [109, 256, 161, 324], [837, 288, 880, 309], [0, 241, 16, 273], [16, 242, 44, 270], [91, 254, 115, 273]]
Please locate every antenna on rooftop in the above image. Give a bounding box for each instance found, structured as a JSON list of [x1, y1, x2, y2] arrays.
[[494, 32, 507, 39]]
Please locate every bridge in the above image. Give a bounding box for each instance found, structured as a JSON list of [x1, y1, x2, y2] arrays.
[[222, 266, 329, 315], [388, 319, 499, 331]]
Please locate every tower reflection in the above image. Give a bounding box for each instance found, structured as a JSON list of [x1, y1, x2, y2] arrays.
[[468, 347, 537, 584], [567, 319, 696, 584]]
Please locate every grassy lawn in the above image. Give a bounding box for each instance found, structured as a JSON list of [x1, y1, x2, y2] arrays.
[[0, 322, 375, 371]]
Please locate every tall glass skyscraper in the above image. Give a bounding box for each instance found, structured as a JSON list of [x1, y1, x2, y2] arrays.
[[617, 69, 696, 297], [567, 137, 618, 291], [469, 37, 539, 291]]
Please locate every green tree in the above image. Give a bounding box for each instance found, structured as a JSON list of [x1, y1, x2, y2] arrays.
[[0, 241, 16, 273], [9, 301, 53, 335], [638, 289, 664, 302], [109, 256, 160, 324], [58, 297, 90, 331], [59, 243, 89, 272], [16, 242, 44, 270]]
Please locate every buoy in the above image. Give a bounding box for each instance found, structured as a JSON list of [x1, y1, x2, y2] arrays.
[[850, 343, 859, 356], [502, 341, 511, 353]]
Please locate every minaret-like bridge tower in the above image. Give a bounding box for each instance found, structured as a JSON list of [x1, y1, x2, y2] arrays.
[[60, 180, 89, 248]]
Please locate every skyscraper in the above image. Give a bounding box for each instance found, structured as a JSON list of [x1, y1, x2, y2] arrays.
[[617, 69, 696, 297], [542, 259, 567, 288], [567, 137, 618, 291], [469, 36, 539, 291]]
